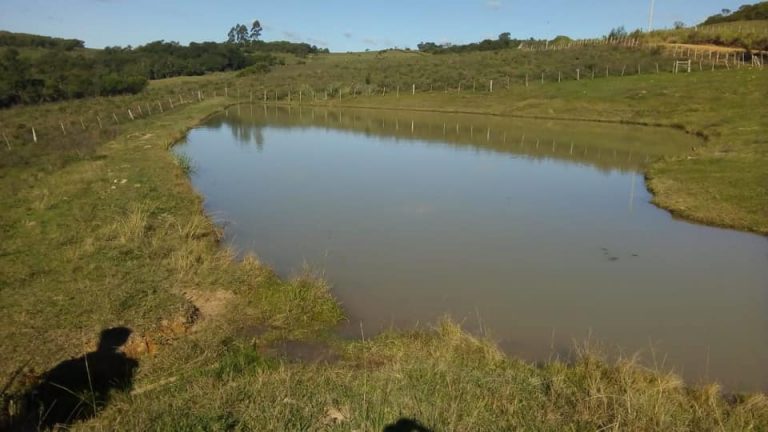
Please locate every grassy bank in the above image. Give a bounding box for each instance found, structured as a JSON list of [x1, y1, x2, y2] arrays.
[[1, 57, 767, 430]]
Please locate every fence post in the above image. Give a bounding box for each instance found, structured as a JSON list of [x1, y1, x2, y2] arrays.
[[2, 132, 10, 150], [489, 80, 493, 92], [412, 84, 415, 95], [97, 115, 103, 129], [32, 127, 37, 143], [60, 122, 66, 135]]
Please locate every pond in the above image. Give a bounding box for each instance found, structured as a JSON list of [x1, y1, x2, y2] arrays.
[[176, 105, 768, 391]]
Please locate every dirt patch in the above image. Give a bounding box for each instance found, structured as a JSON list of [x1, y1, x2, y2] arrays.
[[123, 299, 201, 358], [185, 289, 234, 319], [662, 43, 749, 53]]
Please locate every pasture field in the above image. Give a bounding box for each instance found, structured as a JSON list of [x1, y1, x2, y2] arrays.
[[1, 45, 767, 430]]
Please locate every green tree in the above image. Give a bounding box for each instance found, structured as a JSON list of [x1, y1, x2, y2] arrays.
[[250, 20, 262, 41], [608, 26, 628, 39]]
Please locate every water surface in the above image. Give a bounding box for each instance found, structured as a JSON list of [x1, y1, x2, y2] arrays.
[[177, 106, 768, 391]]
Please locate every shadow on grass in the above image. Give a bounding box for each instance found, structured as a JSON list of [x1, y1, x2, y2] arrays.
[[383, 417, 433, 432], [10, 327, 138, 431]]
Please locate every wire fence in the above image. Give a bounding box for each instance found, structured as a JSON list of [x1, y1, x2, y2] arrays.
[[1, 54, 764, 155]]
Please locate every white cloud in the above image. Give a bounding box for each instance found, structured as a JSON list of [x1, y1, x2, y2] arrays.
[[486, 0, 502, 9]]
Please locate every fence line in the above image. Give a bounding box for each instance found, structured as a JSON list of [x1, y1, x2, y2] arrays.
[[2, 54, 764, 150]]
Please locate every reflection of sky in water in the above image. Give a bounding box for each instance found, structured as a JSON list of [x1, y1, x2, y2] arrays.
[[178, 108, 768, 392]]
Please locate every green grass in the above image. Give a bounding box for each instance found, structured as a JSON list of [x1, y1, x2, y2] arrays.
[[643, 20, 768, 50], [1, 46, 767, 430]]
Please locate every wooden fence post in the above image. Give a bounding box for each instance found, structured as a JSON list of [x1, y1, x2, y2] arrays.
[[32, 127, 37, 143], [60, 122, 66, 135], [97, 115, 103, 129], [128, 109, 134, 120], [113, 113, 120, 124]]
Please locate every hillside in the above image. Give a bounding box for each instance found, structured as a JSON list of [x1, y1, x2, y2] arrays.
[[644, 19, 768, 51], [703, 1, 768, 24]]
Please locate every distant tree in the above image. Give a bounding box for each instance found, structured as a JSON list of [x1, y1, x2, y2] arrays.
[[722, 8, 732, 16], [237, 24, 249, 44], [227, 26, 237, 44], [673, 21, 686, 29], [417, 41, 439, 52], [498, 32, 511, 42], [250, 20, 262, 41], [227, 23, 251, 45], [608, 26, 628, 39]]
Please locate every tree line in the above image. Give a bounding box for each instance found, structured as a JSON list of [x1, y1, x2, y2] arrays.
[[0, 31, 85, 51], [0, 21, 330, 108], [227, 21, 329, 56], [417, 33, 540, 53], [0, 38, 248, 107]]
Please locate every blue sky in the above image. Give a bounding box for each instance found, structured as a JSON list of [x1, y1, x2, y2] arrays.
[[0, 0, 759, 51]]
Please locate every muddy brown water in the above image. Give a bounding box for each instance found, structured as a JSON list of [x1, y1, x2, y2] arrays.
[[176, 105, 768, 391]]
